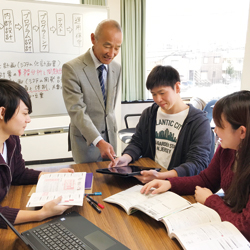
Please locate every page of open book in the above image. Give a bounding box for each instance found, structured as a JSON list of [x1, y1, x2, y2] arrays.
[[26, 190, 84, 207], [172, 221, 250, 250], [26, 172, 86, 207], [36, 172, 86, 193], [104, 184, 191, 220], [162, 203, 221, 236]]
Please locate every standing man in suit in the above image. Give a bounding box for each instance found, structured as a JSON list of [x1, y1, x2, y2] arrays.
[[62, 19, 123, 163]]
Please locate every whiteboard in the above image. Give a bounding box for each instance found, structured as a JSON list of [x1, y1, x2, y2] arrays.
[[0, 0, 108, 117]]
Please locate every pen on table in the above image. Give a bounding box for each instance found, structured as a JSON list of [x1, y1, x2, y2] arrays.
[[86, 197, 101, 214], [85, 192, 102, 196], [86, 195, 104, 209]]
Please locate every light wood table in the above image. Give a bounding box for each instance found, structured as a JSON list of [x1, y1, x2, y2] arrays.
[[0, 158, 195, 250]]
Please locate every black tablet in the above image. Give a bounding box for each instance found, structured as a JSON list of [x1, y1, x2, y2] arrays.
[[96, 165, 161, 177]]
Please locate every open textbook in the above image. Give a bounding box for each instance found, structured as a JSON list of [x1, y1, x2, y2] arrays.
[[26, 172, 86, 207], [104, 185, 250, 250]]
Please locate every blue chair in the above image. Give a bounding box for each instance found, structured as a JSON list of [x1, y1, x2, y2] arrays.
[[203, 99, 218, 157], [203, 99, 217, 123]]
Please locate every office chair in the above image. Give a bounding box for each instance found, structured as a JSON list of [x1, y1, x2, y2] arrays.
[[203, 99, 218, 156], [189, 97, 206, 110], [203, 99, 217, 123], [118, 114, 141, 144]]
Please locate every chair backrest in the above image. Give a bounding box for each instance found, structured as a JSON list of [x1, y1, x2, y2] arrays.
[[203, 99, 218, 122], [118, 114, 141, 144], [189, 97, 206, 110], [124, 114, 141, 128]]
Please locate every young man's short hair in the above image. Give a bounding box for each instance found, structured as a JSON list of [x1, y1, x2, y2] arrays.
[[146, 65, 180, 90], [0, 79, 32, 123]]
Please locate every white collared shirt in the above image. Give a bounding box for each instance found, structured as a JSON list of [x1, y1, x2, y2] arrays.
[[1, 142, 7, 164]]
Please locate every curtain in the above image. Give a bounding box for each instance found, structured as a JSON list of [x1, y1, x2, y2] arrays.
[[121, 0, 146, 101], [82, 0, 106, 5]]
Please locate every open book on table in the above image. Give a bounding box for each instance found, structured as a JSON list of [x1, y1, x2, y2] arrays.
[[104, 184, 250, 250], [26, 172, 86, 207]]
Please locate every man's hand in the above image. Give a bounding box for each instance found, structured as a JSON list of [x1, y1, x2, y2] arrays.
[[135, 170, 159, 183], [108, 154, 132, 168], [96, 139, 116, 162], [135, 169, 178, 184]]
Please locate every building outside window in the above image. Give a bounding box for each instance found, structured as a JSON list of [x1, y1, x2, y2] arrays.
[[146, 0, 249, 102]]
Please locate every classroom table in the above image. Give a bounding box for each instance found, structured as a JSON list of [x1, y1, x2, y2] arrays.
[[0, 158, 195, 250]]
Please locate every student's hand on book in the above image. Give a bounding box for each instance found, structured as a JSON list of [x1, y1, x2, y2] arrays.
[[140, 180, 171, 195], [39, 196, 73, 221], [38, 168, 74, 179], [108, 154, 132, 168], [194, 186, 213, 204], [56, 168, 74, 173]]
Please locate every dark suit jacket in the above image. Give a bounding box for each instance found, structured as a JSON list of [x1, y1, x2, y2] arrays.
[[62, 49, 121, 163]]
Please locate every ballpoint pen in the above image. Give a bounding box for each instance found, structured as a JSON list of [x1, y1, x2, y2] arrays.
[[85, 192, 102, 196], [86, 195, 104, 209], [86, 197, 101, 213]]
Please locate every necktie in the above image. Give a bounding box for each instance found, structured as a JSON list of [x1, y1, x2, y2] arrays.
[[98, 64, 106, 106]]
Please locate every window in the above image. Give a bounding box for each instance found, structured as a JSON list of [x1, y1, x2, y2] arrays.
[[146, 0, 249, 102], [203, 57, 209, 64], [34, 0, 81, 3], [214, 56, 220, 64]]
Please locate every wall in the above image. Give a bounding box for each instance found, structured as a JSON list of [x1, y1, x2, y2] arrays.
[[242, 2, 250, 90], [20, 115, 71, 162]]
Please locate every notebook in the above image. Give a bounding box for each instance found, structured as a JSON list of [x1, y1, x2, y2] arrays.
[[85, 172, 94, 194], [0, 211, 129, 250]]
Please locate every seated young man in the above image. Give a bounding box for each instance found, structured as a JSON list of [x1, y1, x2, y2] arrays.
[[109, 65, 214, 183]]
